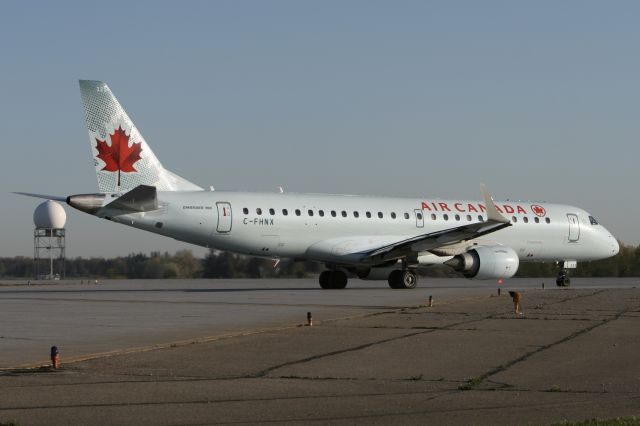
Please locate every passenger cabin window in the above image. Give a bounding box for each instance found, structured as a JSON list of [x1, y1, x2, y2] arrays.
[[454, 214, 460, 221], [589, 216, 599, 225], [243, 208, 249, 214], [534, 217, 540, 223], [308, 210, 314, 216], [378, 212, 383, 219], [295, 209, 301, 216], [416, 212, 423, 220], [319, 210, 325, 217], [282, 209, 288, 216], [466, 214, 472, 221], [366, 212, 372, 218], [443, 214, 449, 221], [391, 212, 397, 219], [331, 210, 337, 217], [545, 217, 551, 224], [478, 215, 484, 222], [269, 208, 275, 215], [523, 217, 529, 223], [404, 212, 410, 219], [256, 208, 262, 215], [431, 213, 436, 220], [512, 216, 517, 223], [353, 211, 359, 218], [342, 211, 347, 218]]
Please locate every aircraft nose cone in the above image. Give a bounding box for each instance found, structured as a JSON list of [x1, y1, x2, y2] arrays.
[[602, 230, 619, 257], [611, 237, 620, 256]]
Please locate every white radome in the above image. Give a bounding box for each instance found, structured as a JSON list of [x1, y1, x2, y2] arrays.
[[33, 200, 67, 229]]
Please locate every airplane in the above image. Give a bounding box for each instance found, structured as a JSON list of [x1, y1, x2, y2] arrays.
[[16, 80, 620, 289]]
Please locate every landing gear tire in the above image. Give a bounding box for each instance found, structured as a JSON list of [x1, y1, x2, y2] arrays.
[[319, 271, 331, 289], [319, 270, 348, 289], [556, 270, 571, 287], [388, 270, 418, 289]]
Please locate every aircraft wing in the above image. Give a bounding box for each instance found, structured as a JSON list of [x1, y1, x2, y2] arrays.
[[306, 184, 511, 265], [364, 184, 510, 263], [364, 217, 510, 263]]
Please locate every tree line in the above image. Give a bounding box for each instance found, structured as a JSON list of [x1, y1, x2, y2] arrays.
[[0, 243, 638, 279]]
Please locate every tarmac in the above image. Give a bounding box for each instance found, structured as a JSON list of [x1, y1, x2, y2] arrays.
[[1, 277, 639, 425]]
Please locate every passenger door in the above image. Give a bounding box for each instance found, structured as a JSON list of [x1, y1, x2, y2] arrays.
[[567, 213, 580, 242], [216, 202, 232, 233]]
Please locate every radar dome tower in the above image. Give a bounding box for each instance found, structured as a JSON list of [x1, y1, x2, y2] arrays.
[[33, 200, 66, 280]]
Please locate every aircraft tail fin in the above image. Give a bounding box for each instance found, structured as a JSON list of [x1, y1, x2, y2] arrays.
[[79, 80, 202, 193]]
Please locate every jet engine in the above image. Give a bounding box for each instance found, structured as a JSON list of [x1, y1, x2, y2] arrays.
[[445, 246, 519, 279]]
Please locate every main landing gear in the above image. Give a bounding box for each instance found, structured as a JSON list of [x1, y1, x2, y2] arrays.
[[388, 269, 418, 289], [319, 270, 348, 289], [318, 269, 418, 289], [556, 269, 571, 287]]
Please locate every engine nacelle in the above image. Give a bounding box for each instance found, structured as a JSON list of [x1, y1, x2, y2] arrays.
[[446, 246, 519, 280]]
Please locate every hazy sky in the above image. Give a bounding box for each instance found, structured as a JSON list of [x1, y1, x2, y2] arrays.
[[1, 1, 639, 258]]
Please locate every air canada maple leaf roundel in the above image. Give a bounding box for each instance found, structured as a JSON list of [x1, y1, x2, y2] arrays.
[[531, 204, 546, 217], [95, 126, 142, 173]]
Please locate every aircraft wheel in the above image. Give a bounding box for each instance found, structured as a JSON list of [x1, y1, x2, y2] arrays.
[[319, 271, 332, 289], [556, 270, 570, 287], [329, 271, 348, 289], [319, 270, 348, 289], [388, 270, 402, 289], [400, 270, 418, 289], [388, 270, 418, 289]]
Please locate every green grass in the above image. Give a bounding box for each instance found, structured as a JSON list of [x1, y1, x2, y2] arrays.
[[458, 376, 482, 390], [551, 418, 640, 426]]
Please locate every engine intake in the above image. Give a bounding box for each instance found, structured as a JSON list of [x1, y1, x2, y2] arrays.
[[445, 246, 519, 279]]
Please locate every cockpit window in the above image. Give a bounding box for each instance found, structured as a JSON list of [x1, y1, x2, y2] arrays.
[[589, 216, 599, 225]]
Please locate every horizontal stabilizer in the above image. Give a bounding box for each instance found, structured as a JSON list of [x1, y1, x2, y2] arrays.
[[105, 185, 158, 212], [13, 192, 67, 202]]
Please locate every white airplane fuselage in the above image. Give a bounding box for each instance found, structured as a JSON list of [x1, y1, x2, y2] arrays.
[[97, 191, 619, 265]]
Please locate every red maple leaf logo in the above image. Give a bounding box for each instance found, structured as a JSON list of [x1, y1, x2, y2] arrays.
[[95, 126, 142, 187], [531, 205, 546, 217]]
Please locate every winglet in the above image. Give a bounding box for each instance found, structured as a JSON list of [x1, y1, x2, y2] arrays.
[[480, 184, 510, 224]]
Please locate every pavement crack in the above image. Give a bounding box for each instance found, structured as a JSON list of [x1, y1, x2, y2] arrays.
[[250, 330, 431, 378], [461, 303, 637, 390], [252, 312, 502, 378]]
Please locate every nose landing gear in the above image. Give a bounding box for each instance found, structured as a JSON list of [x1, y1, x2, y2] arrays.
[[556, 269, 571, 287]]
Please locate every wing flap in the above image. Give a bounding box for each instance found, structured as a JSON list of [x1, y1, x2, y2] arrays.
[[365, 220, 510, 263]]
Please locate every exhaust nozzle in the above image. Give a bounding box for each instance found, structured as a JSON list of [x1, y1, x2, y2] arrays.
[[66, 194, 105, 214]]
